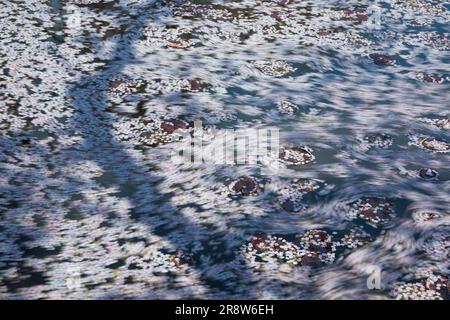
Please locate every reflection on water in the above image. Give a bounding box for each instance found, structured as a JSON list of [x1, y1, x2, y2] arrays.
[[0, 0, 449, 299]]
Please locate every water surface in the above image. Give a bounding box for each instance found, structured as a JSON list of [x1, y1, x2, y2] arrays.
[[0, 0, 449, 299]]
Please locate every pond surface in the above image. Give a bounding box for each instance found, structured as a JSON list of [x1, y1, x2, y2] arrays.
[[0, 0, 449, 299]]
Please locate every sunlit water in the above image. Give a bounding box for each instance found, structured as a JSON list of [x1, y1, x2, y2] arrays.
[[0, 0, 449, 299]]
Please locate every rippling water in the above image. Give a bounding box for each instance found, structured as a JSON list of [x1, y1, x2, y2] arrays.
[[0, 0, 449, 299]]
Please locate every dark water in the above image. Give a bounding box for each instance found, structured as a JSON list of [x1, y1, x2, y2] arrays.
[[0, 0, 449, 299]]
